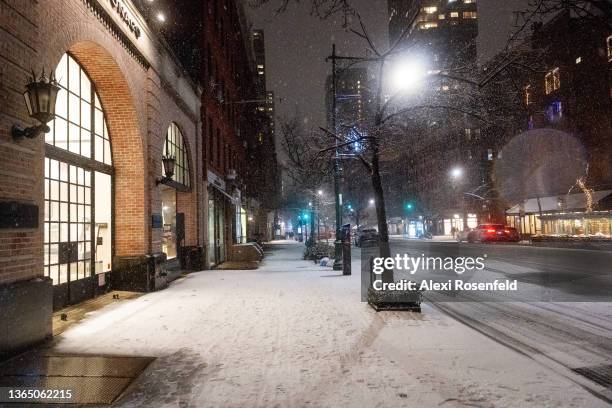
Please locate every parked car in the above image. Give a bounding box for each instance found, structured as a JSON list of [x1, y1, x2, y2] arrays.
[[355, 228, 379, 247], [456, 228, 473, 242], [467, 224, 520, 243]]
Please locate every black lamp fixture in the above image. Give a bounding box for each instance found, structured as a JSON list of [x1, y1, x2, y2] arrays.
[[12, 69, 61, 140], [157, 155, 176, 185]]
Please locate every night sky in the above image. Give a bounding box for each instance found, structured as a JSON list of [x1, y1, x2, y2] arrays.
[[244, 0, 528, 161]]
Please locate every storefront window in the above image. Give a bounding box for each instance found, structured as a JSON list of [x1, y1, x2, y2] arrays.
[[44, 53, 113, 287], [163, 123, 190, 187]]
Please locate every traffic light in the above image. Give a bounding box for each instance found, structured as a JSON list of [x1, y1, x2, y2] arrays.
[[405, 202, 413, 211]]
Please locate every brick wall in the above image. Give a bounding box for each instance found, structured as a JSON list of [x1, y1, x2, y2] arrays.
[[0, 0, 202, 286]]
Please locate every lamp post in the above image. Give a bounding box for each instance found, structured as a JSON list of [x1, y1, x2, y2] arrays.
[[450, 166, 468, 230], [12, 70, 60, 140]]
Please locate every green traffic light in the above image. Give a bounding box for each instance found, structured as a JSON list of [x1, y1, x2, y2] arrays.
[[405, 203, 413, 210]]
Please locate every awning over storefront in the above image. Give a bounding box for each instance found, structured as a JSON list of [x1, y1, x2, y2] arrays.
[[506, 190, 612, 215]]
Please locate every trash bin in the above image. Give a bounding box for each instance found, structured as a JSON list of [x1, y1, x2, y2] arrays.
[[341, 223, 351, 275]]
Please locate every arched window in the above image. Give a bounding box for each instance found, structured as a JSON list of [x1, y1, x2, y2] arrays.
[[47, 53, 112, 165], [163, 123, 190, 188], [44, 53, 113, 292]]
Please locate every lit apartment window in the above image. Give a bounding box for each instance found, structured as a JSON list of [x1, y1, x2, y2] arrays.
[[420, 22, 438, 30], [450, 12, 459, 18], [464, 0, 475, 3], [438, 14, 445, 19], [423, 6, 437, 13], [575, 56, 582, 64], [523, 84, 532, 105], [487, 149, 493, 161], [544, 67, 560, 94], [442, 85, 450, 91], [257, 64, 264, 69], [607, 35, 612, 62], [463, 11, 477, 19]]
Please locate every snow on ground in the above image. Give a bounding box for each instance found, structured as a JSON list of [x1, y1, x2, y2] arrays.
[[53, 241, 608, 408]]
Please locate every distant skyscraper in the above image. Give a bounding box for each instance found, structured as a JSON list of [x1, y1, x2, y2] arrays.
[[388, 0, 478, 70], [325, 68, 373, 153]]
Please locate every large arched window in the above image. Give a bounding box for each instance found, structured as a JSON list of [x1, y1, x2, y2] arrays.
[[44, 53, 113, 295], [47, 53, 112, 165], [163, 122, 190, 188]]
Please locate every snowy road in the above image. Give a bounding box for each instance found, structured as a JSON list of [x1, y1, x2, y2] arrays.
[[388, 239, 612, 403], [52, 241, 610, 407]]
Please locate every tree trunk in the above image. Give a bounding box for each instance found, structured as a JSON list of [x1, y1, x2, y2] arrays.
[[370, 139, 392, 283]]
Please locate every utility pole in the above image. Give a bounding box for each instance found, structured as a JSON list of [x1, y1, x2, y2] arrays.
[[330, 44, 343, 270]]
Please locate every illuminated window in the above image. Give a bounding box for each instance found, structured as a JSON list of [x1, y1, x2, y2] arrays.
[[523, 84, 532, 105], [575, 56, 582, 64], [607, 35, 612, 62], [163, 123, 190, 187], [438, 14, 445, 19], [423, 6, 437, 13], [257, 64, 264, 69], [49, 53, 111, 165], [463, 11, 477, 19], [45, 53, 113, 286], [464, 0, 475, 3], [544, 67, 560, 94], [450, 12, 459, 18], [546, 101, 563, 123]]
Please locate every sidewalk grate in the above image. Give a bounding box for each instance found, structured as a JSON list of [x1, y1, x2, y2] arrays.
[[0, 352, 154, 404], [572, 364, 612, 388]]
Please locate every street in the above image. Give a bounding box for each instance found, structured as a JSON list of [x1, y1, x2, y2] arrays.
[[39, 241, 609, 407], [386, 238, 612, 401]]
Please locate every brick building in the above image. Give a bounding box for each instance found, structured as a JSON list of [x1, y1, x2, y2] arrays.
[[480, 11, 612, 236], [0, 0, 204, 357]]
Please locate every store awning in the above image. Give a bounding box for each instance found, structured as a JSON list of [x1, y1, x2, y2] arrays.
[[506, 190, 612, 215], [210, 183, 238, 204]]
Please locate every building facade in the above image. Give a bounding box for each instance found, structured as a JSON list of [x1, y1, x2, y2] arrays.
[[488, 11, 612, 236], [0, 0, 206, 357], [386, 0, 481, 234]]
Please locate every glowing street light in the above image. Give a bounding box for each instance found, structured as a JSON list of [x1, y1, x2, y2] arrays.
[[391, 58, 427, 91], [156, 12, 166, 22], [317, 190, 323, 196], [369, 198, 375, 205], [450, 167, 463, 179]]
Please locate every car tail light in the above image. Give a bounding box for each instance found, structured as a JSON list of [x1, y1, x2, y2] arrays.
[[486, 229, 496, 233]]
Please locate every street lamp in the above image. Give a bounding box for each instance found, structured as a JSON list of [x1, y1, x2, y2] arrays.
[[317, 190, 323, 196], [12, 70, 61, 140], [369, 198, 375, 206], [391, 58, 427, 92], [450, 167, 463, 179]]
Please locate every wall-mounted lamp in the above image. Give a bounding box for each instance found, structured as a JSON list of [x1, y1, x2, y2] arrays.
[[156, 155, 176, 185], [12, 70, 60, 140]]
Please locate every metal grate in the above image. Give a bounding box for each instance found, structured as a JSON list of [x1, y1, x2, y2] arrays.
[[0, 352, 154, 404], [572, 364, 612, 388]]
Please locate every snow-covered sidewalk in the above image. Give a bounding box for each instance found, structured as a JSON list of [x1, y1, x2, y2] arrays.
[[52, 241, 607, 407]]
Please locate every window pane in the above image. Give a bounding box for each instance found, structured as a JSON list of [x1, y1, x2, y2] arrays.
[[55, 89, 68, 120], [68, 57, 80, 93], [68, 93, 80, 124], [81, 101, 91, 130], [95, 135, 104, 162], [81, 129, 91, 158], [54, 118, 68, 150], [80, 70, 91, 101], [69, 123, 80, 154]]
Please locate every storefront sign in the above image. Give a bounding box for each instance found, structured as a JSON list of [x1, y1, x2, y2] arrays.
[[109, 0, 141, 38], [151, 213, 163, 228]]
